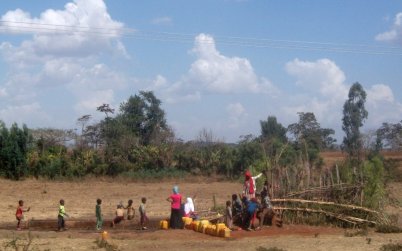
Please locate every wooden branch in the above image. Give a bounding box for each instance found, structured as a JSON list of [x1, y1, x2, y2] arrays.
[[273, 206, 377, 225], [271, 198, 379, 215]]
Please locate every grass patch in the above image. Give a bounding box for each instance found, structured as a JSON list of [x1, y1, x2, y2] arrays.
[[256, 247, 286, 251], [380, 243, 402, 251], [119, 169, 189, 181], [376, 224, 402, 233]]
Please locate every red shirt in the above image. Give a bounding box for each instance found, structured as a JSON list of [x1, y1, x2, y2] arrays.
[[170, 194, 182, 209], [16, 207, 23, 218]]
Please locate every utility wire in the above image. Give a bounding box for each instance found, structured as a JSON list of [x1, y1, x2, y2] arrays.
[[1, 20, 402, 56]]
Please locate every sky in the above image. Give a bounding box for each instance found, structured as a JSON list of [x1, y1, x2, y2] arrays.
[[0, 0, 402, 143]]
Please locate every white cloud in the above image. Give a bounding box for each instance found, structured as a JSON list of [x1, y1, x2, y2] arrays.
[[0, 102, 51, 126], [0, 0, 130, 127], [226, 102, 247, 128], [0, 0, 126, 59], [376, 12, 402, 44], [151, 16, 172, 25], [283, 58, 402, 139], [365, 84, 402, 126], [286, 58, 348, 99], [159, 33, 279, 104]]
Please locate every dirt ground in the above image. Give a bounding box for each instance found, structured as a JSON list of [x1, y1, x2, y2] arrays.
[[0, 178, 401, 251]]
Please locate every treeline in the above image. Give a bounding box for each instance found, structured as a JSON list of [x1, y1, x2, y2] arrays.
[[1, 83, 401, 209]]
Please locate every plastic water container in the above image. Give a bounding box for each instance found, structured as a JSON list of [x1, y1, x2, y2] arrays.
[[159, 220, 169, 230], [215, 223, 226, 236], [209, 225, 217, 236], [101, 231, 108, 240], [198, 220, 209, 232], [182, 217, 193, 226], [219, 227, 231, 238], [192, 221, 200, 231]]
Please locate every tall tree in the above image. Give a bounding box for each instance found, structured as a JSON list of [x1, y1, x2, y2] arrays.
[[260, 116, 287, 142], [119, 91, 168, 145], [342, 82, 368, 163]]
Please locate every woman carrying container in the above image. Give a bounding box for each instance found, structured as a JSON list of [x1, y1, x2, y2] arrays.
[[167, 185, 183, 229]]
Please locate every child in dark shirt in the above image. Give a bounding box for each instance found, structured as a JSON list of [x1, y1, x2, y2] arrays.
[[95, 198, 103, 230]]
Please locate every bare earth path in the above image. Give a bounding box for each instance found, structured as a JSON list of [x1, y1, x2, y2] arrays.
[[0, 179, 401, 250]]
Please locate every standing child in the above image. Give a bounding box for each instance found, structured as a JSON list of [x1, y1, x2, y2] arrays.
[[95, 198, 103, 231], [245, 198, 259, 231], [58, 199, 69, 231], [125, 199, 135, 220], [224, 200, 233, 229], [139, 197, 148, 230], [16, 200, 30, 230]]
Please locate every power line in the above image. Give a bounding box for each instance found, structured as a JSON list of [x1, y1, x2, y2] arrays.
[[1, 20, 402, 56]]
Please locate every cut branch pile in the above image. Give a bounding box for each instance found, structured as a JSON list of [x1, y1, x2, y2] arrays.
[[271, 198, 390, 227]]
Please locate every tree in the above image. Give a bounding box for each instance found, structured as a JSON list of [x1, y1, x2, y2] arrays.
[[0, 122, 30, 180], [342, 82, 368, 163], [260, 116, 287, 143], [288, 112, 336, 188], [376, 121, 402, 151], [119, 91, 168, 145]]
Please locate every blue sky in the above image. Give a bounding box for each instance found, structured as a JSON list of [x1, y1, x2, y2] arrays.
[[0, 0, 402, 142]]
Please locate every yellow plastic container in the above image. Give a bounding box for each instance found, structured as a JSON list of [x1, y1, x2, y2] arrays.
[[201, 223, 210, 234], [198, 220, 209, 232], [209, 225, 217, 236], [219, 228, 231, 238], [192, 221, 200, 231], [215, 223, 226, 236], [182, 217, 193, 226], [159, 220, 169, 230], [101, 231, 108, 240]]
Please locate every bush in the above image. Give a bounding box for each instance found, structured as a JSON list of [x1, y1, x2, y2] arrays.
[[376, 224, 402, 233], [380, 243, 402, 251]]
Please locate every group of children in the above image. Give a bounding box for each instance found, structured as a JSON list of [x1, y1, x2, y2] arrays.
[[15, 197, 149, 231], [224, 180, 273, 231], [97, 197, 148, 231]]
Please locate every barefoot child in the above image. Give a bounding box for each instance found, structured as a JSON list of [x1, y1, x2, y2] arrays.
[[58, 199, 69, 231], [125, 199, 135, 220], [96, 198, 103, 230], [224, 200, 233, 229], [16, 200, 30, 230], [139, 197, 148, 230]]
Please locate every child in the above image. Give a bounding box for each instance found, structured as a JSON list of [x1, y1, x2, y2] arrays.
[[95, 198, 103, 231], [139, 197, 148, 230], [58, 199, 69, 231], [245, 198, 259, 231], [224, 200, 233, 229], [111, 204, 125, 227], [258, 182, 273, 228], [125, 199, 135, 220], [16, 200, 30, 230]]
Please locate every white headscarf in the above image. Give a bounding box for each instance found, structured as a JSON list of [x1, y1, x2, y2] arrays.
[[184, 197, 194, 215]]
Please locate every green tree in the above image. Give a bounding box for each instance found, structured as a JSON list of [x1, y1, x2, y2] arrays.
[[0, 122, 30, 180], [260, 116, 287, 143], [342, 82, 368, 165], [119, 91, 168, 145]]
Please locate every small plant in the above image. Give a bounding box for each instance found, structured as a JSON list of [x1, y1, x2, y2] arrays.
[[380, 243, 402, 251], [256, 247, 286, 251], [376, 224, 402, 233], [96, 238, 120, 251], [344, 227, 368, 237], [3, 231, 34, 251]]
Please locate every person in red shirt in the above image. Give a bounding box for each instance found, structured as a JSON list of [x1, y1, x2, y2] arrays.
[[167, 185, 183, 229], [16, 200, 30, 230]]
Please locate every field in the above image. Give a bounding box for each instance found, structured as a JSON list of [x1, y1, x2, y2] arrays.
[[0, 152, 401, 251]]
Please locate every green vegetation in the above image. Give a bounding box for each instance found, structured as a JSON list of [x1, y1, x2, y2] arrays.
[[0, 85, 400, 214]]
